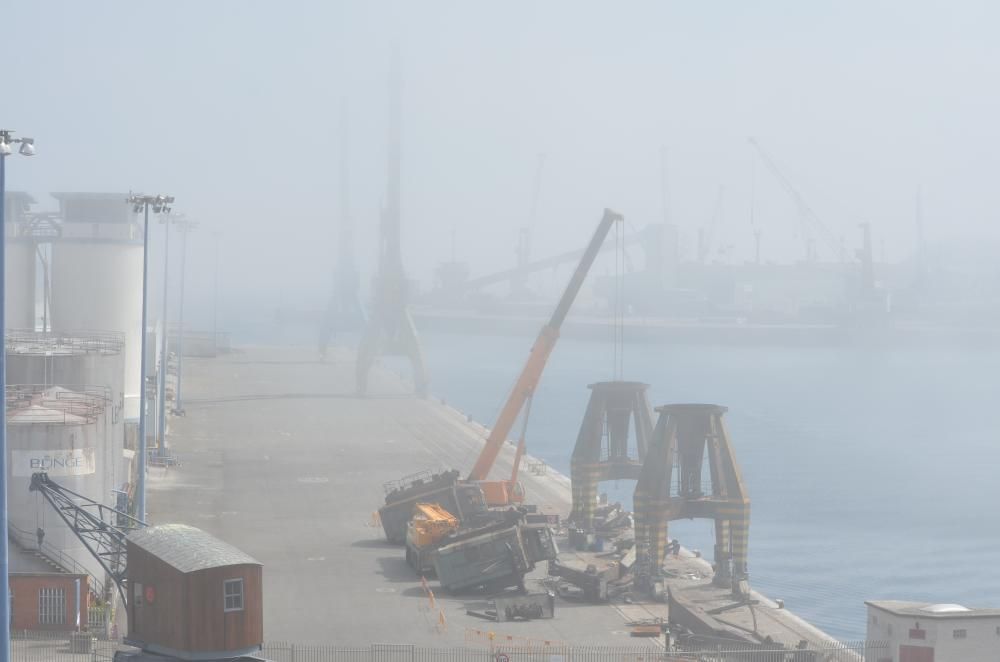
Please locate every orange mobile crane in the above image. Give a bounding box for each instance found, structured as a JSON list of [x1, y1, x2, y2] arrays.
[[377, 209, 623, 540], [470, 208, 623, 505]]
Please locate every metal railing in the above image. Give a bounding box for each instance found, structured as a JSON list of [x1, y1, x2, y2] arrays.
[[6, 384, 111, 424], [8, 522, 108, 602], [5, 329, 125, 355], [7, 634, 887, 662], [57, 220, 141, 243], [10, 629, 121, 661]]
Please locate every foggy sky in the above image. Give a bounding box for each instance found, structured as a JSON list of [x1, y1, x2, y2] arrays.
[[3, 1, 999, 315]]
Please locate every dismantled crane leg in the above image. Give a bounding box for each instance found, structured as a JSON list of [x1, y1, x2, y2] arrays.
[[569, 381, 653, 528], [633, 404, 750, 596]]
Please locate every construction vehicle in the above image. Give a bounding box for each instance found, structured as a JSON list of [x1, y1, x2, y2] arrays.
[[377, 209, 623, 536], [29, 473, 269, 662], [405, 502, 460, 574], [379, 469, 492, 544], [467, 208, 623, 506], [433, 511, 558, 593]]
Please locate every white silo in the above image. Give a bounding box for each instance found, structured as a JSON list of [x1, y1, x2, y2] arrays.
[[4, 192, 37, 329], [5, 330, 128, 496], [7, 385, 113, 586], [49, 193, 143, 417]]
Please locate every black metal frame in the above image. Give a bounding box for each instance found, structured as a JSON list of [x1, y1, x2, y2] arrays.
[[29, 472, 146, 603]]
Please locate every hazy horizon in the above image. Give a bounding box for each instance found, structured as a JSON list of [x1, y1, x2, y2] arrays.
[[4, 1, 1000, 310]]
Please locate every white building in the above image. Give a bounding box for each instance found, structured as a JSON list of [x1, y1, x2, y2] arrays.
[[866, 600, 1000, 662]]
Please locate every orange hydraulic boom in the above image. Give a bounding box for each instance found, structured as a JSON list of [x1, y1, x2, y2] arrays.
[[470, 209, 623, 505]]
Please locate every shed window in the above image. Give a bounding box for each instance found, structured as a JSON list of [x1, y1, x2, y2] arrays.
[[953, 629, 967, 639], [223, 579, 244, 612], [39, 587, 66, 625]]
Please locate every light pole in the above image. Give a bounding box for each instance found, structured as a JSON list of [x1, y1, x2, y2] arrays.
[[0, 129, 35, 662], [156, 212, 174, 455], [172, 217, 197, 415], [212, 231, 220, 347], [127, 193, 173, 525]]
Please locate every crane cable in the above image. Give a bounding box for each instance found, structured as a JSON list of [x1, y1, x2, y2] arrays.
[[610, 218, 626, 380]]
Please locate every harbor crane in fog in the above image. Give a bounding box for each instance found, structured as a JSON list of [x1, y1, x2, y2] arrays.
[[356, 49, 428, 396], [318, 99, 365, 359], [511, 153, 546, 298], [697, 185, 726, 264], [748, 138, 846, 263]]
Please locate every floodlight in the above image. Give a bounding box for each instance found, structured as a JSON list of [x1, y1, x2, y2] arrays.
[[18, 139, 34, 156], [0, 142, 10, 156]]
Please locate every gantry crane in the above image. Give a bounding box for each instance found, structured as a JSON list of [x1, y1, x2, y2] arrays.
[[318, 98, 366, 359], [356, 47, 428, 396], [468, 208, 623, 505]]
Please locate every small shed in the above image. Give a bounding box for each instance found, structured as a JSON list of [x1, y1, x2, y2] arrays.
[[125, 524, 263, 660]]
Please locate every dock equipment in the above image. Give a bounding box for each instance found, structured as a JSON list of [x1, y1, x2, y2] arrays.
[[467, 591, 556, 622], [356, 48, 428, 396], [378, 208, 623, 530], [633, 404, 750, 596], [405, 503, 460, 574], [466, 208, 624, 506], [29, 473, 268, 662], [379, 469, 492, 544], [569, 381, 653, 528], [433, 516, 557, 593], [548, 558, 623, 603]]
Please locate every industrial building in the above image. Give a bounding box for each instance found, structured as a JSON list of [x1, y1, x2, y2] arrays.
[[8, 572, 91, 632], [866, 600, 1000, 662], [2, 191, 177, 635]]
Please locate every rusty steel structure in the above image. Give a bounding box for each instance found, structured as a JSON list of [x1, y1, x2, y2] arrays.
[[633, 403, 750, 595], [569, 381, 653, 528]]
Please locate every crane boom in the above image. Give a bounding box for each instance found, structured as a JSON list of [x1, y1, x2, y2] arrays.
[[748, 138, 845, 262], [29, 472, 146, 603], [467, 208, 623, 481]]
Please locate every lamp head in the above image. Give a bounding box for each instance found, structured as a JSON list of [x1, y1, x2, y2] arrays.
[[0, 141, 10, 156], [18, 138, 35, 156]]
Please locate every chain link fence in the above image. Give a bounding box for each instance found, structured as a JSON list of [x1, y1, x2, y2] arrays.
[[9, 631, 885, 662]]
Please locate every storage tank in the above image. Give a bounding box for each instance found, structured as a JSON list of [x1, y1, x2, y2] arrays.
[[50, 225, 143, 412], [5, 330, 127, 495], [7, 385, 113, 586], [4, 192, 37, 330]]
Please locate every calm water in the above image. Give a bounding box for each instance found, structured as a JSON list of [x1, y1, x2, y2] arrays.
[[235, 319, 1000, 641], [412, 332, 1000, 641]]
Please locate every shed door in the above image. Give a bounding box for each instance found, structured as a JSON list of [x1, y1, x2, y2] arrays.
[[130, 582, 142, 635], [899, 645, 934, 662]]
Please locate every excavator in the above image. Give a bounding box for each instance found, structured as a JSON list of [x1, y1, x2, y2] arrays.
[[467, 208, 623, 505], [378, 208, 623, 541]]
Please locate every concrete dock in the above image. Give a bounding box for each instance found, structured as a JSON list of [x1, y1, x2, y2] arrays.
[[149, 345, 843, 649]]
